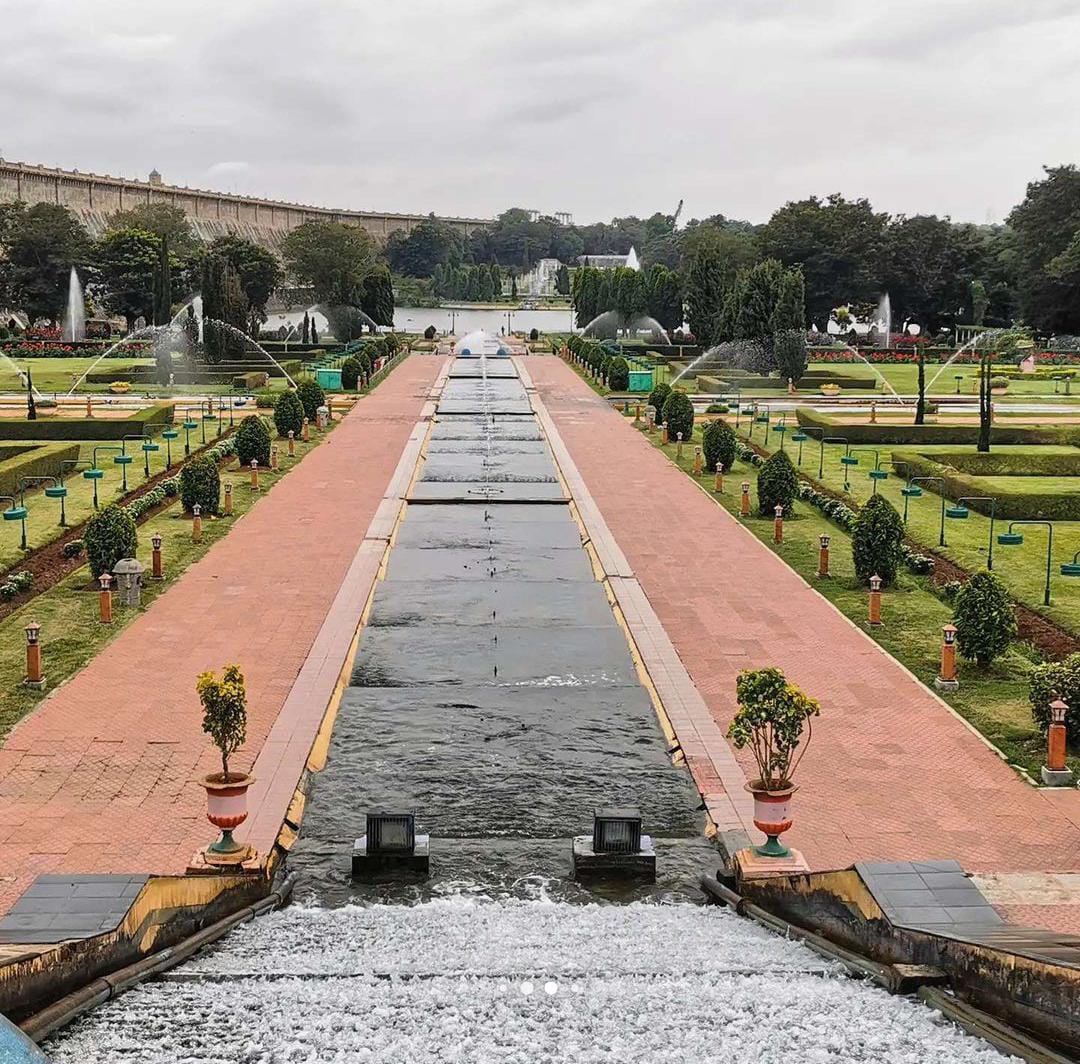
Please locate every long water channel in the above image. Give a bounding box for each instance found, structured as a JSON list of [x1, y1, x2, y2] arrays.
[[45, 349, 1009, 1062]]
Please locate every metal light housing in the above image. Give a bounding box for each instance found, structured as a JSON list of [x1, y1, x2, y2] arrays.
[[942, 623, 957, 646], [367, 812, 415, 853], [592, 807, 642, 854]]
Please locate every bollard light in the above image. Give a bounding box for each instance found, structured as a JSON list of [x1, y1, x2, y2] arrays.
[[868, 574, 883, 626], [676, 431, 683, 459], [773, 504, 784, 544], [23, 620, 44, 690], [303, 417, 310, 442], [288, 430, 296, 457], [935, 623, 959, 691], [98, 572, 113, 624], [151, 532, 164, 580], [713, 467, 725, 494], [224, 482, 234, 516], [817, 533, 831, 578], [740, 480, 751, 517], [271, 445, 279, 471], [1043, 697, 1072, 785], [192, 503, 203, 543], [693, 445, 703, 475], [250, 459, 260, 491]]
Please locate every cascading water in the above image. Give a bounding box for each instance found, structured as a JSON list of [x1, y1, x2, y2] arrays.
[[63, 267, 85, 343], [874, 293, 891, 348], [65, 324, 172, 395]]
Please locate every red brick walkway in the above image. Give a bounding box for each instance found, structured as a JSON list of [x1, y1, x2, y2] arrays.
[[528, 357, 1080, 930], [0, 356, 443, 916]]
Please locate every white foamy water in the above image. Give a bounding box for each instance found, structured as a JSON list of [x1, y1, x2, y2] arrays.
[[46, 898, 1011, 1063]]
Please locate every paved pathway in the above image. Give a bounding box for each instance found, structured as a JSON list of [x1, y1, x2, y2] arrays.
[[0, 356, 443, 916], [528, 357, 1080, 932]]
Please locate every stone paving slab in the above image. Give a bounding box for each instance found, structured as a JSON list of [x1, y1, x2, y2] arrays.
[[0, 355, 443, 918], [525, 357, 1080, 931], [0, 874, 149, 944]]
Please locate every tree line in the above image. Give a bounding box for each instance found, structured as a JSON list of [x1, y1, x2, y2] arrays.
[[0, 202, 395, 344]]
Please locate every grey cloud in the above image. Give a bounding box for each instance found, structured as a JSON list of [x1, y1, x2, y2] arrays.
[[1, 0, 1079, 223]]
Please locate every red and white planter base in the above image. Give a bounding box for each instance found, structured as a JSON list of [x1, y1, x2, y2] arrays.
[[201, 772, 255, 864], [745, 782, 797, 858]]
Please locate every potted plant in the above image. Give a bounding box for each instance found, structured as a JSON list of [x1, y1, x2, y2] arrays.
[[727, 667, 820, 857], [819, 382, 841, 396], [990, 376, 1009, 395], [197, 664, 254, 861]]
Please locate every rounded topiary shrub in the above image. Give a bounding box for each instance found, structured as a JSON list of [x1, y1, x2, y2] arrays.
[[180, 455, 221, 515], [273, 390, 305, 438], [340, 356, 361, 391], [236, 414, 271, 467], [702, 419, 737, 473], [1029, 652, 1080, 742], [648, 382, 671, 423], [756, 449, 798, 517], [662, 390, 695, 442], [608, 357, 629, 391], [296, 379, 326, 422], [851, 493, 904, 586], [954, 571, 1017, 666], [599, 356, 612, 385], [424, 325, 437, 340], [84, 504, 137, 579]]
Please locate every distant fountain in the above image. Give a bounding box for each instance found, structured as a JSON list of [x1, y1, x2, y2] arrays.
[[202, 319, 299, 386], [63, 267, 85, 342], [625, 246, 641, 271], [0, 351, 46, 399], [581, 311, 669, 345], [873, 293, 891, 348], [66, 324, 172, 394]]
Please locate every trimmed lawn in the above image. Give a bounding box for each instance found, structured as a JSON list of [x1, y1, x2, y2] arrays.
[[0, 422, 330, 740], [640, 425, 1074, 781], [739, 427, 1080, 635]]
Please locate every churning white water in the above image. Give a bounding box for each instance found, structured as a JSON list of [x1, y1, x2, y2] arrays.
[[45, 898, 1011, 1063]]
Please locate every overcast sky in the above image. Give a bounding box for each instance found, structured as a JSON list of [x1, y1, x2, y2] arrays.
[[3, 0, 1079, 226]]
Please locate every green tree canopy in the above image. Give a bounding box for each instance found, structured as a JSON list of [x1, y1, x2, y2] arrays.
[[207, 235, 283, 333], [0, 202, 90, 322], [1009, 165, 1080, 333], [282, 221, 377, 307], [385, 215, 466, 277], [361, 264, 395, 326], [93, 228, 160, 330], [761, 194, 887, 328]]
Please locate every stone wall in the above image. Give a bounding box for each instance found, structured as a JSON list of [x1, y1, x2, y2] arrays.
[[0, 159, 488, 246]]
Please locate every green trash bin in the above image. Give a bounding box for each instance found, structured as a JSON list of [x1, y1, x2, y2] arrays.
[[628, 370, 654, 393], [316, 368, 342, 391]]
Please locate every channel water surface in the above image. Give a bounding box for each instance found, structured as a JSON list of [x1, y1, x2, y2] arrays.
[[45, 352, 1008, 1062]]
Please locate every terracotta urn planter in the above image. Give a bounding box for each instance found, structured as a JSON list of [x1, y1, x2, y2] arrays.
[[201, 771, 254, 860], [745, 781, 797, 857], [819, 383, 840, 397]]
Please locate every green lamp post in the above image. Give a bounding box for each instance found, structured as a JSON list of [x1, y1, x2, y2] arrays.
[[904, 476, 947, 546], [852, 449, 888, 494], [182, 415, 199, 456], [790, 430, 809, 467], [162, 428, 179, 469], [946, 496, 998, 570], [0, 495, 28, 550], [20, 476, 67, 528], [997, 520, 1054, 606], [818, 436, 849, 481]]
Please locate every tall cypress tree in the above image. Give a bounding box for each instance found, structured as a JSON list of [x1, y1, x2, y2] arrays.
[[152, 235, 172, 326]]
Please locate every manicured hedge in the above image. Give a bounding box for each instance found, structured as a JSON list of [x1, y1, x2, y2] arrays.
[[0, 404, 174, 441], [889, 450, 1080, 521], [0, 442, 80, 499], [273, 391, 305, 438], [232, 371, 269, 390], [796, 407, 1080, 447], [235, 415, 272, 467], [896, 448, 1080, 477], [85, 504, 138, 578], [662, 390, 695, 442], [179, 455, 221, 515]]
